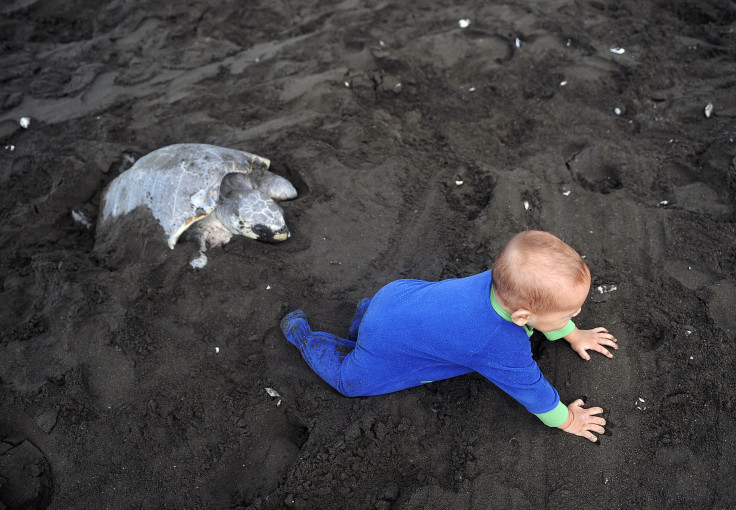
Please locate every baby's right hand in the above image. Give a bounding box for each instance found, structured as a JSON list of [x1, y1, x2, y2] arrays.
[[558, 399, 606, 442]]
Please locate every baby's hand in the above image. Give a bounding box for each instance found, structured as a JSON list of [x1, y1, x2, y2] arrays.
[[565, 327, 618, 361], [558, 399, 606, 442]]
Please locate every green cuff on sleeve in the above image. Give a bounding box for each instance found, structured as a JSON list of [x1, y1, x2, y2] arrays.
[[534, 401, 569, 427], [542, 320, 576, 341]]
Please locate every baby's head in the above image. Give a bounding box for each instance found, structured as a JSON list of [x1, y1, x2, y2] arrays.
[[492, 230, 591, 331]]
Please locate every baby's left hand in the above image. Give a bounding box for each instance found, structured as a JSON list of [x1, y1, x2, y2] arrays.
[[564, 327, 618, 361]]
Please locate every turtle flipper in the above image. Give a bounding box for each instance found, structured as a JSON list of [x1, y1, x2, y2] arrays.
[[257, 172, 297, 200]]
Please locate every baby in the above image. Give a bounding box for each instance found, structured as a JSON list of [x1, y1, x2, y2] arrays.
[[281, 230, 618, 442]]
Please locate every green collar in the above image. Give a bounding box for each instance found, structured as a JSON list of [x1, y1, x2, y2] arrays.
[[491, 285, 534, 337], [490, 285, 575, 341]]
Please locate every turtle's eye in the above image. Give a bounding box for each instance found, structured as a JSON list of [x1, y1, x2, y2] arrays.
[[252, 224, 271, 239]]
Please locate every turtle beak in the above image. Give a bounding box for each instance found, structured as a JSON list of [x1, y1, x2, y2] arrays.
[[271, 227, 290, 241], [253, 224, 290, 242]]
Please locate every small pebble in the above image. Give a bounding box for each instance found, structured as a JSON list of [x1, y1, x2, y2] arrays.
[[20, 117, 31, 128]]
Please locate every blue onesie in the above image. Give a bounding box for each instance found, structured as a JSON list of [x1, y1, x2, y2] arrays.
[[281, 270, 573, 427]]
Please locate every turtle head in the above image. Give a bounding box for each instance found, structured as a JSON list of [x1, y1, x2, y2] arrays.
[[216, 188, 290, 242]]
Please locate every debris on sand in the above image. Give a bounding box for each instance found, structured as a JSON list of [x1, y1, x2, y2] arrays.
[[265, 387, 282, 406], [596, 284, 618, 294], [72, 209, 93, 229]]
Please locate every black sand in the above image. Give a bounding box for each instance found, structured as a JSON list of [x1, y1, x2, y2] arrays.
[[1, 1, 735, 508]]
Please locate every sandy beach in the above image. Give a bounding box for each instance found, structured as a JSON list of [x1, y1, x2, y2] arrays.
[[1, 1, 735, 508]]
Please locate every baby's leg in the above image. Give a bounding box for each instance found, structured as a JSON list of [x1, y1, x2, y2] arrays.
[[347, 298, 372, 340], [281, 310, 357, 394], [282, 309, 472, 397]]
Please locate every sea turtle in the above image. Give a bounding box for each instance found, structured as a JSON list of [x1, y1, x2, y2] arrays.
[[99, 143, 297, 267]]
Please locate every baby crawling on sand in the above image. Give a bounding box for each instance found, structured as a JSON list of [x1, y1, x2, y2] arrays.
[[281, 230, 618, 442]]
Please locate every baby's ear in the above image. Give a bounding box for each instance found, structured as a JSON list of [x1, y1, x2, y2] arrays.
[[511, 309, 532, 327]]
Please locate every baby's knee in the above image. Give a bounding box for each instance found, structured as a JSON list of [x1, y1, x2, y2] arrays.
[[337, 380, 365, 397]]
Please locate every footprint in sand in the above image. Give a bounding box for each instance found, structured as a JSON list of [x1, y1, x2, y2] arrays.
[[566, 144, 623, 194], [0, 406, 60, 509]]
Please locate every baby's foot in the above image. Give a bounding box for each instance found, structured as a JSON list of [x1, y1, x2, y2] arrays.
[[280, 310, 311, 347]]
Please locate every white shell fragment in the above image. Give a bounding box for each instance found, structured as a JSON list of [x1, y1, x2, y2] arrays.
[[455, 180, 464, 186], [72, 209, 93, 229], [458, 19, 471, 28], [265, 387, 282, 406], [515, 38, 521, 48], [614, 107, 622, 116], [596, 284, 618, 294], [635, 397, 647, 411], [609, 47, 625, 54], [215, 347, 220, 354], [704, 103, 714, 118], [20, 117, 31, 128], [523, 200, 530, 211]]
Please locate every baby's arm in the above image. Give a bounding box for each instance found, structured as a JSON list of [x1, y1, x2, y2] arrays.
[[557, 399, 606, 442], [564, 326, 618, 361]]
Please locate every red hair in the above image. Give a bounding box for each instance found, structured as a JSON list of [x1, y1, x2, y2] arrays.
[[492, 230, 590, 314]]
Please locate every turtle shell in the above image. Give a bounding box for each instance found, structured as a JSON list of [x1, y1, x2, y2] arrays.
[[100, 143, 271, 249]]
